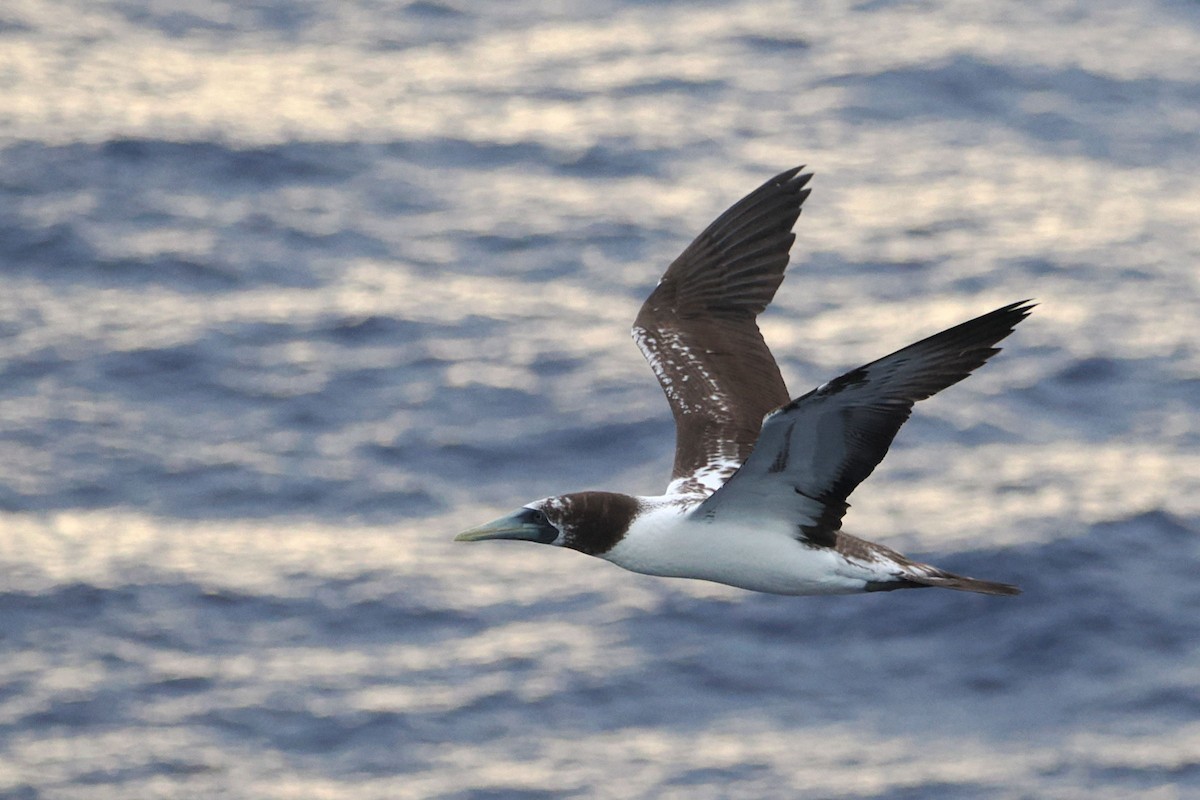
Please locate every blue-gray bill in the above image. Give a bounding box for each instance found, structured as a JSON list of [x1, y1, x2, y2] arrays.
[[455, 507, 559, 544]]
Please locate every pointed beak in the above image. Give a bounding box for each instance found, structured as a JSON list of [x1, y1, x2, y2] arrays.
[[454, 508, 558, 544]]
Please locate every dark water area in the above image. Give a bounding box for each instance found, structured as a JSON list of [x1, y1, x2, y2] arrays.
[[1, 1, 1198, 798]]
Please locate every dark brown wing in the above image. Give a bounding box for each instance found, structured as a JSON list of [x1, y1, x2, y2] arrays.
[[632, 167, 813, 494]]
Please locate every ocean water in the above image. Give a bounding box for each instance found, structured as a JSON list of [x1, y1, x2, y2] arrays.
[[1, 1, 1199, 797]]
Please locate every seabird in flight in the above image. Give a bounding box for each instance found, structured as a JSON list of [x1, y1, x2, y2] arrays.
[[456, 166, 1030, 596]]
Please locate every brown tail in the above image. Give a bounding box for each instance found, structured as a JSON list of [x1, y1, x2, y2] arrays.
[[866, 568, 1021, 596]]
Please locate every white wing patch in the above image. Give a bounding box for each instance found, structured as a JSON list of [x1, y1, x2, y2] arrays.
[[633, 326, 743, 497], [665, 456, 741, 496], [633, 328, 732, 416]]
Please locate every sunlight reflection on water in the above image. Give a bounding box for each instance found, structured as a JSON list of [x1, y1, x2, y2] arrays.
[[1, 0, 1198, 797]]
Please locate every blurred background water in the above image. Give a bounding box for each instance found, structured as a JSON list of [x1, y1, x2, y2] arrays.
[[1, 1, 1198, 798]]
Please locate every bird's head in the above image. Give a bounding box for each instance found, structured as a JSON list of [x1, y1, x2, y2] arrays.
[[455, 491, 639, 556]]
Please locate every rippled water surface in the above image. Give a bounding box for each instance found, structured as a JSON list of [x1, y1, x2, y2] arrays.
[[1, 1, 1198, 798]]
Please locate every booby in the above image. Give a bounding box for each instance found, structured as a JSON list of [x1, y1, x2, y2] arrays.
[[456, 166, 1031, 596]]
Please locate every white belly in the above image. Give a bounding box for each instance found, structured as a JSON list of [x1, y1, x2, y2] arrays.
[[601, 502, 871, 596]]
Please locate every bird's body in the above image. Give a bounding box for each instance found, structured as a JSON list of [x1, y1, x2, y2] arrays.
[[457, 166, 1030, 598], [603, 497, 879, 596]]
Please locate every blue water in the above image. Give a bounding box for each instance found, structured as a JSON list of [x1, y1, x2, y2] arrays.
[[1, 1, 1199, 798]]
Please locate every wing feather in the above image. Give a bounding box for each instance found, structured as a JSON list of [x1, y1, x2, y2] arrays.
[[632, 167, 814, 494], [696, 301, 1035, 544]]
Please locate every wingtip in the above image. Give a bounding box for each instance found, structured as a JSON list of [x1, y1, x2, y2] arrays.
[[971, 300, 1036, 331], [993, 299, 1037, 330], [781, 167, 814, 211], [771, 165, 814, 191]]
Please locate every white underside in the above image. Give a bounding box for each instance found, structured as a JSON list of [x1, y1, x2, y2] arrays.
[[601, 497, 902, 596]]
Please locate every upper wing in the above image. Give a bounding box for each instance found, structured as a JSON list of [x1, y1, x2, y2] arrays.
[[632, 167, 814, 495], [695, 301, 1035, 545]]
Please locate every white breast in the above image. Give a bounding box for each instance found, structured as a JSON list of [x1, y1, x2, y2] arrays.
[[600, 497, 874, 596]]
